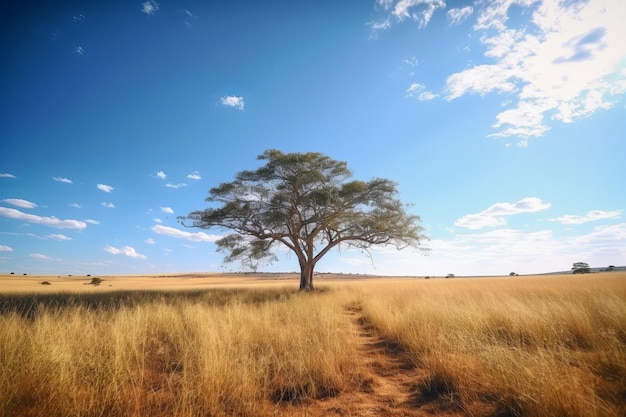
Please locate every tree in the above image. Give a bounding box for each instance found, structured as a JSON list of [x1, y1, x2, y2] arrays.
[[572, 262, 590, 274], [181, 150, 428, 291]]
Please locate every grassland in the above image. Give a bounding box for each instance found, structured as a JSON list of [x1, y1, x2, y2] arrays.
[[1, 273, 624, 416]]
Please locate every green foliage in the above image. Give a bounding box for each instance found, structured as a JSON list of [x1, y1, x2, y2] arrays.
[[183, 150, 428, 290], [572, 262, 590, 274]]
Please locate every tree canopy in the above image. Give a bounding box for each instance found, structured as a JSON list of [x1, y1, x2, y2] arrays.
[[572, 262, 590, 274], [182, 150, 428, 291]]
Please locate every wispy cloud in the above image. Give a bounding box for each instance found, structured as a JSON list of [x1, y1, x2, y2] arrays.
[[0, 245, 13, 252], [75, 46, 85, 55], [160, 206, 174, 214], [145, 238, 155, 244], [371, 0, 445, 34], [447, 6, 473, 25], [2, 198, 37, 209], [153, 218, 163, 223], [443, 0, 626, 144], [47, 234, 72, 241], [97, 183, 114, 193], [30, 253, 56, 260], [53, 176, 72, 184], [141, 0, 159, 15], [165, 182, 188, 189], [85, 219, 100, 225], [101, 202, 116, 208], [104, 245, 147, 259], [152, 225, 220, 242], [405, 82, 438, 101], [0, 173, 17, 178], [550, 209, 623, 225], [455, 197, 551, 230], [187, 171, 201, 180], [70, 203, 81, 208], [0, 207, 87, 229], [155, 171, 166, 179], [220, 96, 245, 110]]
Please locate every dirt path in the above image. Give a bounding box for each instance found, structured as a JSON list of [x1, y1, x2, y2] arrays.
[[277, 304, 467, 417]]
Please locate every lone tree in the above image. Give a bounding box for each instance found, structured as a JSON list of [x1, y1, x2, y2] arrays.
[[572, 262, 590, 274], [182, 150, 427, 291]]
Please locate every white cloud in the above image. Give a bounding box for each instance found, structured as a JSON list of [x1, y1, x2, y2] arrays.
[[30, 253, 55, 260], [393, 0, 446, 27], [141, 0, 159, 15], [220, 96, 245, 110], [75, 46, 85, 55], [101, 202, 116, 208], [0, 245, 13, 252], [47, 234, 72, 241], [0, 207, 87, 229], [187, 171, 201, 180], [369, 18, 392, 32], [0, 173, 17, 178], [85, 219, 100, 225], [418, 91, 438, 101], [160, 206, 174, 214], [444, 0, 626, 143], [97, 183, 114, 193], [53, 177, 72, 184], [550, 209, 623, 225], [153, 218, 163, 223], [2, 198, 37, 209], [156, 171, 166, 179], [70, 203, 81, 208], [165, 182, 188, 189], [405, 82, 438, 101], [357, 221, 625, 276], [377, 0, 394, 10], [447, 6, 473, 25], [145, 238, 155, 244], [104, 245, 147, 259], [455, 197, 551, 230], [152, 225, 221, 242]]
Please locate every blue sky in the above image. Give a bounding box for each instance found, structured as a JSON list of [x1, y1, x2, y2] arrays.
[[1, 0, 625, 276]]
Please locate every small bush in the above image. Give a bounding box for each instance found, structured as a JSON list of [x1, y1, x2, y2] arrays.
[[90, 277, 103, 286], [41, 281, 51, 285]]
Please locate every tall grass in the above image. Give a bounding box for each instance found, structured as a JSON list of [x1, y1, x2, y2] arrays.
[[359, 275, 626, 417], [0, 288, 360, 417], [1, 275, 624, 416]]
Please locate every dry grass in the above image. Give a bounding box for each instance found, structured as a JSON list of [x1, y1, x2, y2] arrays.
[[1, 273, 624, 416], [0, 287, 360, 417], [359, 274, 626, 417]]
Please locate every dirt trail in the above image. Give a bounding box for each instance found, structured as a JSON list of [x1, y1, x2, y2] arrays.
[[277, 304, 466, 417]]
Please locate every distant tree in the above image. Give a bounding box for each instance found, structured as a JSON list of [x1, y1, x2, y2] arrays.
[[572, 262, 590, 274], [509, 272, 518, 276], [181, 149, 428, 291], [446, 274, 455, 278]]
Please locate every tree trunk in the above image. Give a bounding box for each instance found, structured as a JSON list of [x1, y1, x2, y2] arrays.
[[299, 263, 314, 292]]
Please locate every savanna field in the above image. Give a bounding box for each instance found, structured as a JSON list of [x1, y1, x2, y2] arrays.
[[1, 273, 624, 417]]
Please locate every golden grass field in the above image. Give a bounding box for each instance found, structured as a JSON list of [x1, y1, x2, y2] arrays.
[[1, 272, 625, 416]]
